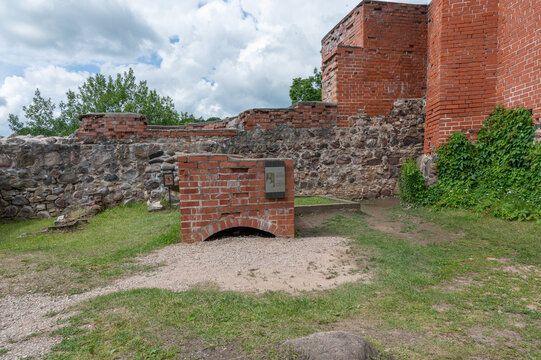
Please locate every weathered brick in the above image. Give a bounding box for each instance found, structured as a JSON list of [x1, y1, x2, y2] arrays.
[[178, 154, 294, 242]]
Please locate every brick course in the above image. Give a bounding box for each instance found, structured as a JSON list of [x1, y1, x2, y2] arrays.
[[76, 102, 338, 142], [177, 154, 294, 243], [237, 102, 337, 130], [76, 113, 239, 142], [496, 0, 541, 125], [425, 0, 540, 153], [322, 1, 428, 126]]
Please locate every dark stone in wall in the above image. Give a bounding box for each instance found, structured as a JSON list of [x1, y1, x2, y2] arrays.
[[149, 150, 164, 159], [104, 174, 119, 182], [17, 153, 35, 167]]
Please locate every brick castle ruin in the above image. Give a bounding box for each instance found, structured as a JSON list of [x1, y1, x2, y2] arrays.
[[322, 0, 540, 152], [1, 0, 539, 224]]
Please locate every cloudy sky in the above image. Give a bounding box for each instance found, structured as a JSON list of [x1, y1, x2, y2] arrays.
[[0, 0, 430, 136]]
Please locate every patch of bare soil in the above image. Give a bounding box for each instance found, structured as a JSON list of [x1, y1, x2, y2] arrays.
[[435, 274, 484, 292], [294, 208, 361, 236], [178, 339, 245, 360], [466, 327, 523, 345], [0, 235, 370, 359], [360, 198, 463, 245], [502, 264, 541, 279], [431, 303, 452, 313]]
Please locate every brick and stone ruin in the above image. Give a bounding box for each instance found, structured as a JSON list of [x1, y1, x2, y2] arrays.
[[178, 154, 294, 242], [1, 0, 539, 227]]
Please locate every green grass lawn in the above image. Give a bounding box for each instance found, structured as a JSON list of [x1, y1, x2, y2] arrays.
[[294, 196, 349, 206], [1, 204, 540, 359], [0, 203, 180, 296]]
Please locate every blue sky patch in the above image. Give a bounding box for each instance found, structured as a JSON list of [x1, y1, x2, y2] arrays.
[[202, 77, 216, 86], [65, 63, 101, 74], [239, 5, 257, 23], [136, 52, 163, 68], [0, 62, 25, 82]]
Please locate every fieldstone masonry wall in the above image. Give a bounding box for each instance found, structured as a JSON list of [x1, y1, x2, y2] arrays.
[[0, 99, 425, 219]]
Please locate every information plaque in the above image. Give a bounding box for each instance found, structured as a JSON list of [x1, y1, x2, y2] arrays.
[[265, 160, 286, 199], [163, 171, 175, 187], [162, 170, 175, 208]]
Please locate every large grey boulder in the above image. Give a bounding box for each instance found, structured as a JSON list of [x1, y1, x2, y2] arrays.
[[281, 331, 382, 360]]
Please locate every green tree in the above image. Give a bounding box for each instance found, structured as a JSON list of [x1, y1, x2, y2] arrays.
[[7, 68, 194, 136], [8, 89, 61, 136], [289, 67, 322, 104]]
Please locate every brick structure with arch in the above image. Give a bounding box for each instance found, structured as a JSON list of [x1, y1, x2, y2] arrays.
[[177, 154, 294, 243]]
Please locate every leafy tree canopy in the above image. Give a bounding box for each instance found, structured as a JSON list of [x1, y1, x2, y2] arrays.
[[8, 68, 205, 136], [289, 68, 322, 104]]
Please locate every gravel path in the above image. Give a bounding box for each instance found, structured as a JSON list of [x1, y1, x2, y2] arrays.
[[1, 235, 369, 359]]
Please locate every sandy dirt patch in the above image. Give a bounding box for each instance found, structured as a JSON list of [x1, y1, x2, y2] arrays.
[[0, 235, 368, 359], [114, 235, 369, 294]]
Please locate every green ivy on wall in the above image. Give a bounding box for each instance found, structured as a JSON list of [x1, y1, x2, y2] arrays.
[[399, 106, 541, 221]]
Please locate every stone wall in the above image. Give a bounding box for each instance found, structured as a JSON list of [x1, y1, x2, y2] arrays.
[[0, 98, 425, 219]]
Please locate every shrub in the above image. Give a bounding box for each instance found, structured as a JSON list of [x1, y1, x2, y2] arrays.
[[436, 132, 476, 182], [426, 106, 541, 221], [399, 158, 426, 205]]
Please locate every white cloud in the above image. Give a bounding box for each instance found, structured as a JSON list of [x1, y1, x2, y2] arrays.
[[0, 0, 430, 136], [0, 66, 89, 135], [0, 0, 160, 66]]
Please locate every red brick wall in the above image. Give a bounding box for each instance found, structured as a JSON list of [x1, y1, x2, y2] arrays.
[[177, 154, 294, 243], [76, 113, 148, 140], [322, 1, 428, 126], [362, 2, 428, 52], [77, 103, 337, 142], [76, 113, 238, 141], [425, 0, 443, 154], [238, 102, 337, 130], [497, 0, 541, 125], [425, 0, 499, 153], [425, 0, 540, 153], [329, 46, 427, 127], [322, 3, 365, 62]]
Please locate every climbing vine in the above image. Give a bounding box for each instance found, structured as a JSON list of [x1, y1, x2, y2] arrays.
[[400, 106, 541, 221]]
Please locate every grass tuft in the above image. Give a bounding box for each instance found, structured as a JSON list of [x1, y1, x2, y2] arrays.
[[294, 196, 349, 206]]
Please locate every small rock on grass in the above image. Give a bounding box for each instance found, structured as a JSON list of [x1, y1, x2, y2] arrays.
[[147, 200, 164, 212]]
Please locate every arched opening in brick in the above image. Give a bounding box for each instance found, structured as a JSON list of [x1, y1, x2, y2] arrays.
[[178, 154, 295, 243], [206, 227, 275, 241]]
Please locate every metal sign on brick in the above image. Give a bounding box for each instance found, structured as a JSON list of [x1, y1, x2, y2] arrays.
[[264, 160, 285, 199]]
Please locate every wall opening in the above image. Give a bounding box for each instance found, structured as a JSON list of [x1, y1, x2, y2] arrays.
[[205, 227, 275, 241]]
